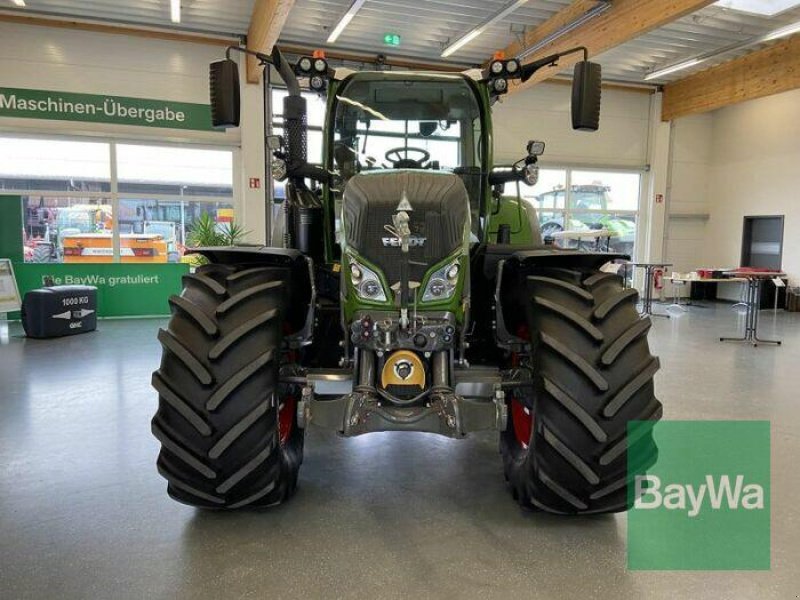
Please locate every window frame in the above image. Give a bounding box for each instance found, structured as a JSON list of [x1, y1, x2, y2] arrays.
[[513, 165, 644, 258], [2, 132, 238, 264]]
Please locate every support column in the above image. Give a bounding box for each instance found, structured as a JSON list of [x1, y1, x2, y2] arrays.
[[644, 92, 671, 264], [239, 66, 268, 245]]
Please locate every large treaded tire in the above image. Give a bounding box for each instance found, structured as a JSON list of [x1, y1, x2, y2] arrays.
[[501, 267, 662, 514], [151, 263, 304, 509]]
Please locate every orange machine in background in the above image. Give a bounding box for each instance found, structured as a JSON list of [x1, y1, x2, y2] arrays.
[[62, 233, 168, 263]]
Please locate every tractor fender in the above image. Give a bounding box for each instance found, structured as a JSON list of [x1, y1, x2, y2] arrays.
[[494, 249, 628, 350], [510, 248, 627, 272], [189, 246, 315, 345], [190, 246, 303, 266]]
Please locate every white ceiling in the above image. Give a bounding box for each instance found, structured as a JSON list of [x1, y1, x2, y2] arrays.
[[2, 0, 799, 83]]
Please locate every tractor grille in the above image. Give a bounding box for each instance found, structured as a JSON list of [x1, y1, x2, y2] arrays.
[[342, 171, 469, 285]]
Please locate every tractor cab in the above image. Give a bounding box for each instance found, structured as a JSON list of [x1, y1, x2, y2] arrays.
[[330, 72, 485, 242]]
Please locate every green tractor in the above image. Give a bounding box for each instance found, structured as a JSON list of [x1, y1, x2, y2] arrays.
[[151, 45, 661, 513]]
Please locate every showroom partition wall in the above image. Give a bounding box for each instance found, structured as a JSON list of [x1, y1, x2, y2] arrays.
[[0, 22, 249, 317], [0, 134, 236, 316]]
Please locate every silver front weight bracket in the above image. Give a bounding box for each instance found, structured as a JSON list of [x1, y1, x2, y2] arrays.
[[494, 384, 508, 431], [298, 384, 314, 429]]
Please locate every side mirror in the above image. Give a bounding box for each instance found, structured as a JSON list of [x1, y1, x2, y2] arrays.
[[209, 59, 240, 128], [571, 61, 602, 131], [419, 122, 438, 137]]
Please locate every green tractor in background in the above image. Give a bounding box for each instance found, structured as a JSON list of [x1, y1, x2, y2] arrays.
[[151, 45, 661, 513], [537, 184, 636, 254]]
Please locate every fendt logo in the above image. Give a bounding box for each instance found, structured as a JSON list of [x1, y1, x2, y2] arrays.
[[382, 236, 426, 248], [635, 474, 765, 518]]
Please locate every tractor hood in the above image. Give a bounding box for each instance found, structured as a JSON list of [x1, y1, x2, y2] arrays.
[[342, 171, 469, 285]]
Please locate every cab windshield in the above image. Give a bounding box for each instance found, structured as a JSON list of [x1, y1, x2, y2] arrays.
[[331, 74, 485, 233]]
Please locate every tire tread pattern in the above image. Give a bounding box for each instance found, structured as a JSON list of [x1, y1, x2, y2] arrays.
[[151, 264, 303, 509], [502, 267, 662, 514]]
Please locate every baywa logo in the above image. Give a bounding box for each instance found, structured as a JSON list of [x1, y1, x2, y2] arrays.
[[634, 474, 765, 518], [627, 420, 770, 571]]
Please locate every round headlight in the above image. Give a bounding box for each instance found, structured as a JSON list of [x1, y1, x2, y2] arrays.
[[272, 158, 287, 181], [447, 264, 460, 280], [310, 76, 326, 91], [506, 59, 520, 75], [298, 57, 312, 72], [428, 278, 447, 297], [361, 280, 381, 299], [350, 263, 362, 282], [490, 60, 504, 75], [492, 78, 508, 94], [314, 58, 328, 73], [523, 163, 540, 186]]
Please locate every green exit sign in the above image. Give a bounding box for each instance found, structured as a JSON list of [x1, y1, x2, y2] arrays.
[[383, 33, 401, 47]]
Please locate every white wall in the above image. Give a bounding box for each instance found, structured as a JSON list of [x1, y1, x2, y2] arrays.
[[492, 82, 653, 168], [0, 22, 239, 146], [706, 89, 800, 285], [664, 88, 800, 298], [664, 114, 713, 293]]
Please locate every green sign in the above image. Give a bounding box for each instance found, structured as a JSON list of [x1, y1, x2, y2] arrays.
[[383, 33, 401, 47], [628, 420, 770, 570], [13, 263, 188, 317], [0, 87, 215, 131]]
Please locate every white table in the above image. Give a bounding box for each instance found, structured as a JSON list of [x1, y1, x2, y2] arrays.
[[720, 272, 786, 347], [550, 228, 614, 252], [629, 263, 672, 318], [666, 277, 747, 309]]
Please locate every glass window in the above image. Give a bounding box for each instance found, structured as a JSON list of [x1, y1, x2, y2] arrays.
[[0, 137, 110, 192], [119, 198, 234, 262], [332, 76, 480, 174], [11, 136, 236, 264], [502, 168, 641, 255], [567, 171, 640, 254], [570, 170, 640, 211], [22, 197, 114, 263], [511, 168, 568, 209], [117, 144, 233, 197]]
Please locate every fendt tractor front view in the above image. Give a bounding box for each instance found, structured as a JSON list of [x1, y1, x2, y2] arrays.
[[151, 45, 662, 513]]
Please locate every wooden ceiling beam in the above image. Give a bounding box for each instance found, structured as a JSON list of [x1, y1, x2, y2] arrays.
[[246, 0, 295, 83], [501, 0, 716, 93], [661, 35, 800, 121]]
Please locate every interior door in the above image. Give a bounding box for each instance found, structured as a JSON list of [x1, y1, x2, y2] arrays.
[[741, 215, 784, 270]]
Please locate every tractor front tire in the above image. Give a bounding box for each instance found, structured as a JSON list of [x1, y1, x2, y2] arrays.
[[502, 267, 662, 514], [151, 263, 304, 509]]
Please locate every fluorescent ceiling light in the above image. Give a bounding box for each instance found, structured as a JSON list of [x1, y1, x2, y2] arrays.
[[12, 0, 26, 6], [442, 29, 484, 58], [645, 18, 800, 81], [170, 0, 180, 23], [517, 1, 611, 60], [441, 0, 530, 58], [327, 0, 367, 44], [714, 0, 800, 17], [644, 59, 702, 80], [763, 19, 800, 40]]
